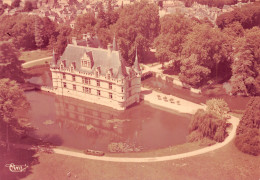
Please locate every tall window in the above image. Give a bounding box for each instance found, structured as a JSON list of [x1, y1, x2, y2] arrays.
[[63, 82, 67, 88], [97, 80, 100, 87], [121, 87, 124, 93], [63, 73, 66, 79], [109, 93, 113, 99], [109, 83, 112, 90], [83, 87, 91, 94], [97, 90, 101, 96], [95, 71, 99, 77], [107, 73, 111, 80], [73, 84, 76, 90], [72, 75, 76, 81], [85, 78, 90, 84]]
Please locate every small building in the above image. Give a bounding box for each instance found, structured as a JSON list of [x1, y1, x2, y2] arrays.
[[50, 35, 142, 110]]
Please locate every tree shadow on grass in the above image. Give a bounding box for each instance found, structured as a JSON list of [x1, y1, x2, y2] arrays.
[[0, 146, 39, 180], [0, 134, 63, 180]]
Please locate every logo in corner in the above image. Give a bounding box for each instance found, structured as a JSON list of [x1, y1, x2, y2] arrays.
[[5, 163, 28, 173]]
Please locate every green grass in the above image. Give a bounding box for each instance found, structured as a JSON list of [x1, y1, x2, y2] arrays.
[[19, 49, 52, 62], [21, 139, 260, 180]]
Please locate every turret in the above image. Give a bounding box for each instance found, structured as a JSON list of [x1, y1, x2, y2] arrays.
[[113, 34, 117, 51], [52, 48, 58, 66], [133, 48, 141, 73]]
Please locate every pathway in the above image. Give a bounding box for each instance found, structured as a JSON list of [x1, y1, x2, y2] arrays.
[[22, 56, 52, 68], [52, 115, 238, 163]]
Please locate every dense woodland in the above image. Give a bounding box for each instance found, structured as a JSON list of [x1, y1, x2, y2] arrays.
[[0, 0, 259, 155], [0, 1, 260, 95], [181, 0, 255, 8]]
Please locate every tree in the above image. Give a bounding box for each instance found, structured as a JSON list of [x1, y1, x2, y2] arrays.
[[216, 2, 260, 29], [206, 98, 230, 119], [72, 12, 96, 39], [34, 17, 44, 48], [154, 13, 195, 67], [235, 97, 260, 155], [0, 42, 24, 82], [23, 1, 33, 12], [11, 0, 21, 8], [187, 108, 228, 143], [188, 98, 230, 144], [54, 24, 72, 56], [230, 27, 260, 96], [113, 1, 160, 64], [0, 79, 30, 151], [180, 24, 232, 87]]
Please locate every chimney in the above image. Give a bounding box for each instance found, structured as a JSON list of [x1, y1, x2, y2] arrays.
[[107, 43, 113, 55], [72, 37, 77, 45]]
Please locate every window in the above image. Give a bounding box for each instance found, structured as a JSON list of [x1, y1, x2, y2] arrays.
[[109, 83, 112, 90], [62, 60, 66, 67], [72, 75, 76, 81], [72, 62, 76, 68], [63, 82, 67, 88], [85, 78, 90, 84], [109, 93, 113, 99], [87, 61, 91, 68], [97, 90, 101, 96], [73, 84, 76, 90], [63, 73, 66, 79], [107, 73, 111, 80], [121, 87, 124, 93], [83, 87, 91, 94], [81, 60, 88, 67], [95, 71, 99, 77], [97, 80, 100, 87]]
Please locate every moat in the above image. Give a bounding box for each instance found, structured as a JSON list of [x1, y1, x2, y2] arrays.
[[25, 66, 250, 152], [25, 90, 191, 152]]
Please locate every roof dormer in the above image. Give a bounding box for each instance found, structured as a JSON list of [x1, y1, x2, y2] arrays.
[[81, 52, 92, 69], [106, 69, 113, 80]]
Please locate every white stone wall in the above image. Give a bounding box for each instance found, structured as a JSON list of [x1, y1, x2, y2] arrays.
[[50, 68, 141, 110]]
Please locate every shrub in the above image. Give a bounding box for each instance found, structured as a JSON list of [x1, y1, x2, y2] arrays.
[[235, 97, 260, 155], [235, 128, 260, 156], [206, 98, 230, 120], [188, 109, 228, 143], [199, 138, 216, 146]]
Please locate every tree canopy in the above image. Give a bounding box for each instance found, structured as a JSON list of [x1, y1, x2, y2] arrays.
[[216, 2, 260, 29], [0, 42, 24, 82], [0, 14, 59, 50], [230, 27, 260, 96], [0, 79, 31, 150], [113, 1, 160, 64], [179, 24, 232, 87], [154, 13, 195, 65], [235, 97, 260, 156]]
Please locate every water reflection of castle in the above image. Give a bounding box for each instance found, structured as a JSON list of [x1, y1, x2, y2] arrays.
[[54, 95, 142, 140]]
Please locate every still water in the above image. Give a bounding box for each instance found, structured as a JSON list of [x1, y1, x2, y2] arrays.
[[25, 91, 190, 152]]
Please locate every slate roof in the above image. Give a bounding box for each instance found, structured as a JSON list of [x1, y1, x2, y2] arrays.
[[56, 44, 128, 79]]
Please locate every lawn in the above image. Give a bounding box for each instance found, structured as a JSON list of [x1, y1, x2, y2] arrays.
[[19, 49, 52, 62], [17, 139, 259, 180]]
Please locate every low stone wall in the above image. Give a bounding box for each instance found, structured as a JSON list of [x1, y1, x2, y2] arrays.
[[40, 86, 56, 93], [155, 73, 202, 94]]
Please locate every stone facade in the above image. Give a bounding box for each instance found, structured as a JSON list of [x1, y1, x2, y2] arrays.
[[50, 36, 142, 110]]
